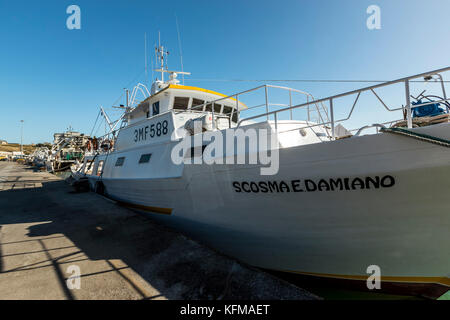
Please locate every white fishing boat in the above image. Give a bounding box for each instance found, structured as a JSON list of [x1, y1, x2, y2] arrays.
[[73, 44, 450, 298]]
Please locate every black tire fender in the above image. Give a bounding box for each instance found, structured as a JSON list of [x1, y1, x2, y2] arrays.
[[95, 181, 105, 195]]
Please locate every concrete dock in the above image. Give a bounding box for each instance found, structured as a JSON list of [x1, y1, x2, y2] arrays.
[[0, 162, 318, 300]]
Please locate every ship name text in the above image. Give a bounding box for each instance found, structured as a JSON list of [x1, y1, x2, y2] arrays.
[[232, 175, 395, 193]]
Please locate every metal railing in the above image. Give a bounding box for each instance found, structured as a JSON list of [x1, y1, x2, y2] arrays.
[[236, 66, 450, 140], [91, 66, 450, 157], [129, 83, 150, 107], [187, 84, 331, 133]]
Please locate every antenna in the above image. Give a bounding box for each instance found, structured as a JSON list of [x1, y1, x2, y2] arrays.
[[144, 32, 148, 87], [155, 31, 170, 82], [153, 33, 190, 87], [175, 14, 185, 85], [153, 42, 157, 80], [151, 54, 154, 82]]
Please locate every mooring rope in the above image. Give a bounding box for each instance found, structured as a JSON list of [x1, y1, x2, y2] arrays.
[[380, 127, 450, 148]]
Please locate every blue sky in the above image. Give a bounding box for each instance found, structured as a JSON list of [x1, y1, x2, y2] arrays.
[[0, 0, 449, 143]]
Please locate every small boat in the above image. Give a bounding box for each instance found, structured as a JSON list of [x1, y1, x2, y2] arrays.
[[73, 43, 450, 298]]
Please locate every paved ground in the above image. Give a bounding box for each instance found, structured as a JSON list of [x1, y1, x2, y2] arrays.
[[0, 162, 318, 300]]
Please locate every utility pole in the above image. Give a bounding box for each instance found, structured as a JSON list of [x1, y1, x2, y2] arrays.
[[20, 120, 24, 155]]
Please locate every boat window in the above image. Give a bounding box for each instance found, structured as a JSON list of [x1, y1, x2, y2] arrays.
[[96, 160, 104, 176], [139, 153, 152, 164], [222, 106, 232, 115], [191, 98, 204, 111], [205, 103, 212, 112], [152, 101, 160, 116], [232, 112, 238, 123], [173, 97, 190, 110], [214, 104, 222, 113], [115, 157, 125, 167], [222, 105, 238, 122]]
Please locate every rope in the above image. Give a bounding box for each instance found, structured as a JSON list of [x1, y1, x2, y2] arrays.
[[89, 110, 101, 137], [110, 69, 146, 107], [380, 127, 450, 148]]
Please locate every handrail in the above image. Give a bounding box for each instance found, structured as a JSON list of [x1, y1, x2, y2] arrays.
[[129, 83, 151, 107], [267, 96, 450, 138], [237, 66, 450, 139], [99, 66, 450, 154], [188, 84, 328, 131], [189, 84, 320, 111]]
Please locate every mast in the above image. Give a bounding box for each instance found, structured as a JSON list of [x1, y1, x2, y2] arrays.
[[155, 31, 169, 82], [152, 34, 190, 91]]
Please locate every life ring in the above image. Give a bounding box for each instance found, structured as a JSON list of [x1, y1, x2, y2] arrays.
[[100, 139, 113, 152], [101, 139, 111, 152]]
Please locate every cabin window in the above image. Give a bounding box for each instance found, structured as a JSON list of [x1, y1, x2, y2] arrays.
[[96, 160, 104, 176], [191, 98, 204, 111], [232, 112, 238, 123], [115, 157, 125, 166], [173, 97, 190, 110], [222, 106, 232, 115], [205, 103, 213, 112], [222, 105, 238, 122], [214, 104, 222, 113], [152, 101, 160, 116], [139, 153, 152, 164]]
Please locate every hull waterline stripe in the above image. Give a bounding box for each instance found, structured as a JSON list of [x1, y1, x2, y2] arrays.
[[118, 201, 173, 215], [279, 269, 450, 286]]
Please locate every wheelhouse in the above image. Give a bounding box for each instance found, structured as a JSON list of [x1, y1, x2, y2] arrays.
[[126, 84, 247, 125]]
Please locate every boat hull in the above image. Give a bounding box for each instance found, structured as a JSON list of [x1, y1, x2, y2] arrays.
[[95, 123, 450, 298]]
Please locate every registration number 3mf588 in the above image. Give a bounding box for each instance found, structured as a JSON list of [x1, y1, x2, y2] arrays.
[[134, 120, 169, 142]]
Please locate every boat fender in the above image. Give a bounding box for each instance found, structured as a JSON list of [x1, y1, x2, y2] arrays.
[[86, 140, 92, 152], [101, 139, 111, 151], [92, 138, 98, 150], [95, 181, 105, 195]]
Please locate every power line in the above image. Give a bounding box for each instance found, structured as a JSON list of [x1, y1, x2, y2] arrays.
[[89, 110, 101, 137], [110, 69, 146, 107], [186, 78, 450, 83]]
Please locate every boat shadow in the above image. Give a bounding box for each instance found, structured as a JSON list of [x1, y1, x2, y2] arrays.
[[0, 177, 312, 300]]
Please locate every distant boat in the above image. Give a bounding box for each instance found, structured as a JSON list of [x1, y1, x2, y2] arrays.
[[47, 130, 89, 172], [73, 43, 450, 299]]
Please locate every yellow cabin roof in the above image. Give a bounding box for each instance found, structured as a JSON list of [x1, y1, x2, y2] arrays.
[[135, 83, 247, 112], [167, 84, 247, 109]]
